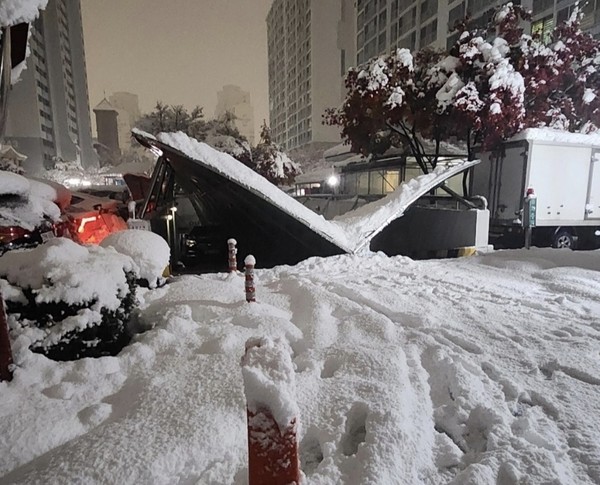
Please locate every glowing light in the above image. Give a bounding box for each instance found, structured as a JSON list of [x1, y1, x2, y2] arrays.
[[327, 175, 339, 187], [78, 216, 97, 233], [165, 214, 173, 221]]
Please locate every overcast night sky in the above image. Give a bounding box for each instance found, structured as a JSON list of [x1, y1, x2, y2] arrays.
[[81, 0, 272, 136]]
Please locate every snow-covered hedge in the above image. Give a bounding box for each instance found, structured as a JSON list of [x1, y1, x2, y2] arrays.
[[100, 230, 170, 288], [0, 238, 137, 361]]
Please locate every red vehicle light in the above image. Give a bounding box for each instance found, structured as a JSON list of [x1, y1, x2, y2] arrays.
[[0, 226, 31, 243]]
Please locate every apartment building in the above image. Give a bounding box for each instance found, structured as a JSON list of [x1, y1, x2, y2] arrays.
[[4, 0, 96, 174], [215, 85, 255, 145], [355, 0, 600, 65], [267, 0, 600, 152], [267, 0, 355, 152]]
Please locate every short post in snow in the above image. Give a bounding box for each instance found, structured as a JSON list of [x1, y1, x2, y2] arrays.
[[524, 187, 537, 250], [0, 290, 14, 382], [244, 255, 256, 302], [242, 337, 300, 485], [228, 238, 238, 273]]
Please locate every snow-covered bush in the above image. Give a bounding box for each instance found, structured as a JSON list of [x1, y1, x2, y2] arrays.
[[0, 238, 137, 361], [100, 229, 170, 288]]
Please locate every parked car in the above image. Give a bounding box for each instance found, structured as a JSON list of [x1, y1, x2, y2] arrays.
[[181, 225, 229, 264], [65, 192, 128, 245]]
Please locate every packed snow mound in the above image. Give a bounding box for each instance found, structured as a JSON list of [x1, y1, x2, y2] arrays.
[[0, 170, 30, 196], [1, 249, 600, 482], [0, 238, 136, 310], [0, 172, 61, 230], [100, 230, 169, 288], [0, 0, 47, 26]]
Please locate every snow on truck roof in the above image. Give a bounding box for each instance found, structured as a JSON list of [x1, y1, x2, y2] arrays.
[[511, 128, 600, 146], [132, 130, 478, 256]]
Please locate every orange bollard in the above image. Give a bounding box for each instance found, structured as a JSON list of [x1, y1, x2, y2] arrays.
[[242, 338, 300, 485], [244, 255, 256, 302], [228, 238, 238, 273], [0, 291, 14, 382]]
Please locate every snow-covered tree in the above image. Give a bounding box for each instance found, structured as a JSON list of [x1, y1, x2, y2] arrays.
[[136, 103, 253, 165], [326, 2, 600, 171], [251, 121, 300, 186]]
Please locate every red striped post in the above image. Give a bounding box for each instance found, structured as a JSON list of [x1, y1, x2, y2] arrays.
[[0, 290, 14, 382], [228, 238, 238, 273], [242, 338, 300, 485], [244, 255, 256, 302]]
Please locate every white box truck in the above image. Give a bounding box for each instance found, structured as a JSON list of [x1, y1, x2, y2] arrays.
[[471, 128, 600, 249]]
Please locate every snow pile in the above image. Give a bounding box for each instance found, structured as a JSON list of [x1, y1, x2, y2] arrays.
[[100, 230, 169, 288], [0, 171, 61, 230], [1, 248, 600, 482], [0, 0, 46, 26], [242, 337, 299, 431]]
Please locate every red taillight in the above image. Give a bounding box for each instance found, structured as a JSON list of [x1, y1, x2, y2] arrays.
[[0, 226, 30, 243]]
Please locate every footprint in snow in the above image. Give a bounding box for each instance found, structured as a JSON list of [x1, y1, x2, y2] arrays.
[[341, 402, 368, 456]]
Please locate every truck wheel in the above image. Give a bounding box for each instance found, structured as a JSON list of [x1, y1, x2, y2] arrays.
[[552, 229, 576, 249]]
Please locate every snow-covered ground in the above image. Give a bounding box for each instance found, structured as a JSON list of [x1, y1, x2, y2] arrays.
[[1, 248, 600, 484]]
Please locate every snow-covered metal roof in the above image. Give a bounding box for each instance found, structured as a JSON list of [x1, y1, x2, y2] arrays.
[[133, 130, 478, 261]]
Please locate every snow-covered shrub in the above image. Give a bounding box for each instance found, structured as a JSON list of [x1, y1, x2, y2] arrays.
[[0, 238, 138, 361], [100, 229, 170, 288]]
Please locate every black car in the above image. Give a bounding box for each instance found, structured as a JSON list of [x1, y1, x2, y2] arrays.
[[181, 225, 230, 264]]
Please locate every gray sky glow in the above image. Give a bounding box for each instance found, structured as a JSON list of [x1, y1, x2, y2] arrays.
[[81, 0, 272, 137]]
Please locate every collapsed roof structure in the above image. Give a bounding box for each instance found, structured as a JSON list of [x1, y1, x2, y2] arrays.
[[132, 129, 478, 268]]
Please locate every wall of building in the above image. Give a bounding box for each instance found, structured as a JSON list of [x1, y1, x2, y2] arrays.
[[3, 0, 96, 175], [267, 0, 345, 152]]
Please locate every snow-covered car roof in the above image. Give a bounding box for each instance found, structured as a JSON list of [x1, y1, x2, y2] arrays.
[[0, 0, 47, 27], [0, 171, 61, 230], [133, 130, 478, 262]]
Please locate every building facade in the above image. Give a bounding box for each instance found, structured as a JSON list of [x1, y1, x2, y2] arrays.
[[354, 0, 600, 65], [214, 85, 255, 145], [267, 0, 600, 154], [4, 0, 96, 174], [267, 0, 355, 152]]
